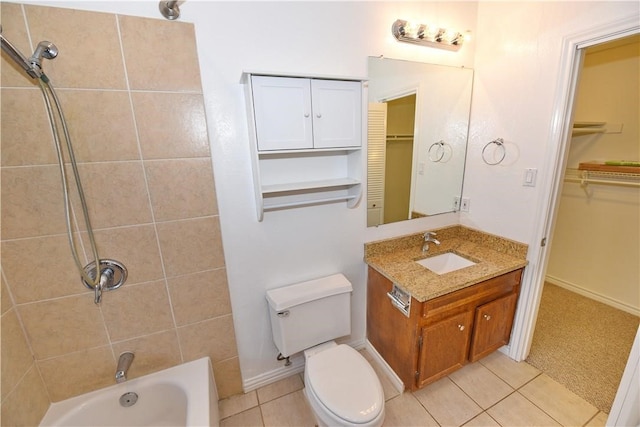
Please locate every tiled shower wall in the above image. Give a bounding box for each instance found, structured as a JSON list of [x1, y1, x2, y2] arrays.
[[0, 3, 242, 424]]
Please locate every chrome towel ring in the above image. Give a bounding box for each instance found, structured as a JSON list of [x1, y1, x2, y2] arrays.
[[482, 138, 506, 165], [428, 140, 446, 162]]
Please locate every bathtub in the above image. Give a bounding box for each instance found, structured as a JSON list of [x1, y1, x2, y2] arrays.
[[40, 357, 219, 427]]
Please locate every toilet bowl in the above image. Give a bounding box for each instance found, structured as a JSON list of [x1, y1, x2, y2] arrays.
[[303, 342, 385, 427]]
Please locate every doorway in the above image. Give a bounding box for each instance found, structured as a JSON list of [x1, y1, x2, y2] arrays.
[[384, 94, 416, 224], [513, 22, 640, 424]]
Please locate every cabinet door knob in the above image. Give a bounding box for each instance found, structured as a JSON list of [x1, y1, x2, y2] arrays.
[[304, 113, 310, 118], [484, 314, 491, 320], [316, 113, 322, 118], [457, 324, 465, 331]]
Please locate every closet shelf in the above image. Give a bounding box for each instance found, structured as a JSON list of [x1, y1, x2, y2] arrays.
[[565, 166, 640, 189], [578, 162, 640, 175], [571, 121, 623, 136], [386, 134, 414, 141]]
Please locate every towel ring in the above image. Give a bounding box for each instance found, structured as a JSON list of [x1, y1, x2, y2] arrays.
[[482, 138, 506, 165], [428, 141, 446, 162]]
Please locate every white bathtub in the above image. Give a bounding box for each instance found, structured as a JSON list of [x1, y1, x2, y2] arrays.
[[40, 357, 219, 427]]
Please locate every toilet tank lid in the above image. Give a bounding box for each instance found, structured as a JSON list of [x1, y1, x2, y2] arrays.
[[266, 274, 352, 311]]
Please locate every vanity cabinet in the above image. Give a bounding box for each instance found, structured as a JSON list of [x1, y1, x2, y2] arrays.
[[244, 73, 364, 221], [367, 266, 522, 391]]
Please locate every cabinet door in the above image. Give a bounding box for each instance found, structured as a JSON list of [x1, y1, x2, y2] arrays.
[[469, 293, 518, 362], [251, 76, 313, 151], [417, 310, 473, 388], [311, 79, 362, 149]]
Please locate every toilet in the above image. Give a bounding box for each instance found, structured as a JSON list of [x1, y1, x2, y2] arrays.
[[266, 274, 385, 427]]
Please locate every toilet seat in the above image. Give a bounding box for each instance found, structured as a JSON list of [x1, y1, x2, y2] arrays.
[[305, 344, 384, 425]]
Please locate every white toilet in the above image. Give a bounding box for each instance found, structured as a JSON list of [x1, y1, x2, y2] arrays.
[[266, 274, 385, 427]]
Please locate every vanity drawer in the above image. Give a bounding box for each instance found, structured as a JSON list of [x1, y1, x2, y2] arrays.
[[421, 269, 522, 327]]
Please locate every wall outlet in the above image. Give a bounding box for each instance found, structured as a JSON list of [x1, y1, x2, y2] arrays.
[[453, 196, 461, 211], [461, 197, 470, 212]]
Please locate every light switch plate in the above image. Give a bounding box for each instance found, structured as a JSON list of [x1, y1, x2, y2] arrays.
[[523, 168, 538, 187]]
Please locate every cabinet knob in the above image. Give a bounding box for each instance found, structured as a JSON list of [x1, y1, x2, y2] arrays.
[[304, 113, 310, 118], [457, 324, 465, 331], [316, 113, 322, 118], [484, 314, 491, 321]]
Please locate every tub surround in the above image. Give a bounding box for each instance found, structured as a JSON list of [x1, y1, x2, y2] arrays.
[[364, 225, 528, 302], [1, 5, 241, 425]]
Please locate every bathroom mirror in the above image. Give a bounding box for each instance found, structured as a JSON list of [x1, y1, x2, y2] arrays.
[[366, 57, 473, 226]]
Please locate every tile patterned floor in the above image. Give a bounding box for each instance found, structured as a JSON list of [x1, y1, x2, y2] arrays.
[[219, 350, 609, 427]]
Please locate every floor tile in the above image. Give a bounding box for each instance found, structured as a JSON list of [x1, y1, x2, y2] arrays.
[[219, 391, 258, 419], [479, 351, 541, 388], [449, 362, 514, 409], [220, 406, 263, 427], [585, 411, 609, 426], [463, 412, 500, 426], [256, 374, 304, 404], [260, 390, 316, 427], [487, 392, 561, 426], [519, 374, 599, 427], [413, 377, 483, 426], [382, 392, 439, 427]]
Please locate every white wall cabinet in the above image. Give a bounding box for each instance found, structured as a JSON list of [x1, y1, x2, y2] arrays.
[[245, 73, 364, 221]]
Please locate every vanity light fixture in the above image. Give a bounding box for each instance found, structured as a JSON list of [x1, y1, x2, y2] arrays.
[[392, 19, 468, 51]]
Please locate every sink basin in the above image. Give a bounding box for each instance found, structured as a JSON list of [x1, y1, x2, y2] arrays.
[[416, 252, 476, 275]]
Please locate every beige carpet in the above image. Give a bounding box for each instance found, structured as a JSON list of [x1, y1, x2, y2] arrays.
[[527, 283, 639, 414]]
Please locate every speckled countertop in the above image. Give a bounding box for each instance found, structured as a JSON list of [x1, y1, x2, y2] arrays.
[[365, 225, 528, 302]]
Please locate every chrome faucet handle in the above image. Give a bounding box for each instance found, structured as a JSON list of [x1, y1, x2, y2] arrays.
[[424, 231, 437, 239]]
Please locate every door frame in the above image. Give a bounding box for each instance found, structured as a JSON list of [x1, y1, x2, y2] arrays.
[[505, 14, 639, 425]]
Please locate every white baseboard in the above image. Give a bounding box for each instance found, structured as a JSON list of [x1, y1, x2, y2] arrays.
[[242, 354, 305, 393], [545, 275, 640, 317], [242, 338, 369, 392], [364, 339, 404, 394]]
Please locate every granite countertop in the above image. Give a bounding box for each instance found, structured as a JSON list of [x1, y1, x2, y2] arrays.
[[364, 225, 529, 302]]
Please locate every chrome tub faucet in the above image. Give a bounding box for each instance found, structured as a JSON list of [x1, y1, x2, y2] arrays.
[[115, 352, 134, 383], [422, 232, 441, 252]]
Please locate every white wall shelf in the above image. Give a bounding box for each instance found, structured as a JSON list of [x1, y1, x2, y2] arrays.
[[244, 72, 364, 221]]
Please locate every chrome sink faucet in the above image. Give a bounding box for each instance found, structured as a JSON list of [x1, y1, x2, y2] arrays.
[[422, 232, 440, 252], [115, 352, 134, 383]]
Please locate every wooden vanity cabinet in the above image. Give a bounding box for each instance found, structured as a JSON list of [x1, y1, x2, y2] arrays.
[[367, 266, 523, 391]]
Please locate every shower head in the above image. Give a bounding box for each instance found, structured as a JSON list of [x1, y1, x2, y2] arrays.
[[0, 25, 58, 80], [159, 1, 180, 20]]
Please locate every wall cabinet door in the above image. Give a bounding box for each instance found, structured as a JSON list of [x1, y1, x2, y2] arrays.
[[311, 79, 362, 149], [251, 76, 313, 151], [251, 76, 361, 151], [469, 293, 518, 362], [417, 310, 473, 388]]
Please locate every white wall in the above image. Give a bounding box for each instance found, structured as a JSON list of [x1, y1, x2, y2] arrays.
[[14, 0, 639, 391], [187, 2, 478, 386]]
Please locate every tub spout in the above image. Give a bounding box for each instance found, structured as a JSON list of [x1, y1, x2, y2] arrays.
[[115, 352, 134, 383]]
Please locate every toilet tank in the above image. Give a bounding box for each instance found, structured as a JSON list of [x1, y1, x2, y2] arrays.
[[266, 274, 352, 357]]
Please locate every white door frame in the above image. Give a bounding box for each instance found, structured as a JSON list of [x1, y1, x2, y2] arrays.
[[504, 14, 640, 425]]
